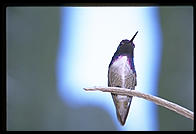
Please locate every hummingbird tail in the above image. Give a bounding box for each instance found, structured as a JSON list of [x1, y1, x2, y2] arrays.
[[111, 93, 133, 125]]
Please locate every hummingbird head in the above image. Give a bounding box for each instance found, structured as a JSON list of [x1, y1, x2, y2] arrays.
[[109, 31, 138, 68], [116, 31, 138, 55]]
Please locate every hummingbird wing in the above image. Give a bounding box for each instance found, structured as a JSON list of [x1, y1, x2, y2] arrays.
[[108, 56, 136, 125]]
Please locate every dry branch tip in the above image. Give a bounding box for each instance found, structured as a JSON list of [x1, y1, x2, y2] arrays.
[[84, 86, 194, 120]]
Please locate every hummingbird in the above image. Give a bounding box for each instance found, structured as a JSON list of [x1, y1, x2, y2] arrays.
[[108, 31, 138, 125]]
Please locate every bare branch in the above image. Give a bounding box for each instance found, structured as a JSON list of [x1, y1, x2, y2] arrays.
[[84, 86, 194, 120]]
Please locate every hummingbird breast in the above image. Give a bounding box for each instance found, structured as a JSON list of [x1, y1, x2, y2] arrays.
[[108, 55, 136, 89], [108, 55, 136, 125]]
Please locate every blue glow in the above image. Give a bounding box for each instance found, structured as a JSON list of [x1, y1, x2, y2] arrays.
[[56, 7, 162, 130]]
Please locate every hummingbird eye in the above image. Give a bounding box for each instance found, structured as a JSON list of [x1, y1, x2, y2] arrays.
[[120, 41, 124, 45]]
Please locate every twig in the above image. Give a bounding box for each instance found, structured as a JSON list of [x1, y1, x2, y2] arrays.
[[84, 86, 194, 120]]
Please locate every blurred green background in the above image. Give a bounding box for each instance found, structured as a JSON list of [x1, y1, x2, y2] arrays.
[[6, 6, 193, 130], [158, 6, 193, 130]]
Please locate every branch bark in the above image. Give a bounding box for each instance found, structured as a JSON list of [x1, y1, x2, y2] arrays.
[[84, 86, 194, 120]]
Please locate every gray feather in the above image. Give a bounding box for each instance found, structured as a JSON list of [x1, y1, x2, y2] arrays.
[[108, 56, 136, 125]]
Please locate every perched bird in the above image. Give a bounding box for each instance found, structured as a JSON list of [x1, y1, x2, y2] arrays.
[[108, 31, 138, 125]]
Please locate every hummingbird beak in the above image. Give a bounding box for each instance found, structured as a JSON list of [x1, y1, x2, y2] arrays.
[[129, 31, 138, 43]]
